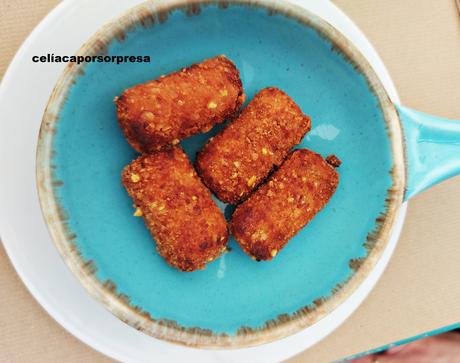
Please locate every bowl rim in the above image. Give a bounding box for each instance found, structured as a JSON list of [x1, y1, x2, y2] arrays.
[[36, 0, 406, 349]]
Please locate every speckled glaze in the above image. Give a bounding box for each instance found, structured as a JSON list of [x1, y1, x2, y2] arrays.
[[36, 0, 458, 349]]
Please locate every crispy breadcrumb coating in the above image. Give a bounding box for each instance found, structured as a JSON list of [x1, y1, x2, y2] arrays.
[[116, 55, 245, 153], [195, 87, 311, 204], [122, 147, 228, 272], [231, 149, 340, 261]]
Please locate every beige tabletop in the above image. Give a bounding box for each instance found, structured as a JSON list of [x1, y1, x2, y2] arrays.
[[1, 0, 460, 362]]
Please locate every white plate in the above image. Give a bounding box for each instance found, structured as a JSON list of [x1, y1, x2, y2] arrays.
[[0, 0, 407, 361]]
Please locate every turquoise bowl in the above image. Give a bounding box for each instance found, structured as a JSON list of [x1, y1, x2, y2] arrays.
[[36, 0, 460, 348]]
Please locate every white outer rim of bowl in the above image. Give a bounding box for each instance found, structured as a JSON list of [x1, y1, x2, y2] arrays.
[[0, 0, 406, 361]]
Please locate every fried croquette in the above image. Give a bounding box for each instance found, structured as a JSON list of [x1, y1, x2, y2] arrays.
[[231, 149, 340, 261], [195, 87, 311, 204], [122, 147, 228, 272], [116, 55, 245, 153]]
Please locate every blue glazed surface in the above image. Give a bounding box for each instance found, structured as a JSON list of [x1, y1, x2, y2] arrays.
[[51, 5, 393, 333], [398, 106, 460, 200]]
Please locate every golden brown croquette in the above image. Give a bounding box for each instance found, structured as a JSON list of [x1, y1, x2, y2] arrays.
[[122, 147, 228, 272], [195, 87, 311, 204], [116, 56, 245, 153], [231, 149, 339, 261]]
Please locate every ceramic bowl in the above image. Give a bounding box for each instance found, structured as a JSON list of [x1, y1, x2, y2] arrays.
[[36, 0, 460, 348]]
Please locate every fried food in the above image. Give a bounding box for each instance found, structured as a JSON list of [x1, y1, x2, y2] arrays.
[[195, 87, 311, 204], [230, 149, 339, 261], [116, 55, 245, 153], [122, 147, 228, 272]]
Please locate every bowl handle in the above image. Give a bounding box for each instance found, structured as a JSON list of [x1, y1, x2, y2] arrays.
[[398, 105, 460, 200]]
